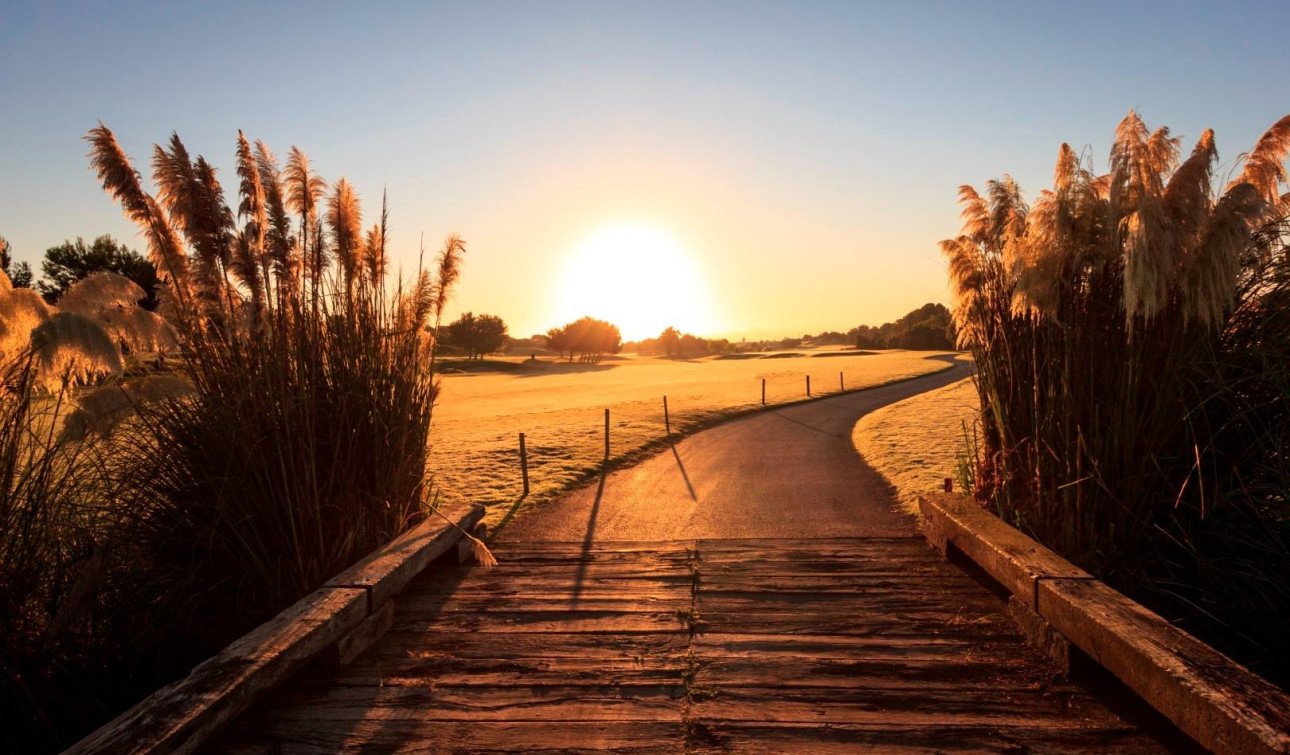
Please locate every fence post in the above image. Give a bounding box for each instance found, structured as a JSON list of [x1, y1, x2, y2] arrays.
[[519, 432, 529, 496], [604, 408, 610, 460], [806, 375, 811, 397], [839, 371, 844, 392], [663, 395, 671, 436], [761, 378, 766, 406]]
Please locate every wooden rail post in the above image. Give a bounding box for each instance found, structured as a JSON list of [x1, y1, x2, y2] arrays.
[[761, 378, 766, 406], [604, 408, 610, 460], [663, 395, 671, 436], [519, 432, 529, 496], [806, 375, 811, 397]]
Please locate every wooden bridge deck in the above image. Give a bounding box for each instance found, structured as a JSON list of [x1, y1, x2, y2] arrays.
[[210, 537, 1179, 754]]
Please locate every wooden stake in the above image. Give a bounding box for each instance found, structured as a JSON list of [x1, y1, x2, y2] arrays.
[[761, 378, 766, 406], [806, 375, 811, 397], [519, 432, 529, 496], [663, 395, 671, 436], [840, 371, 844, 392], [604, 408, 610, 459]]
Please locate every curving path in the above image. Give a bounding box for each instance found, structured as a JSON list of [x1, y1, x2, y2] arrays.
[[500, 354, 971, 542]]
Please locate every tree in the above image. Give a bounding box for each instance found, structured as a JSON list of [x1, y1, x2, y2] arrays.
[[444, 312, 509, 359], [37, 235, 161, 309], [0, 236, 33, 287], [659, 326, 680, 357], [546, 325, 570, 360], [549, 316, 621, 362]]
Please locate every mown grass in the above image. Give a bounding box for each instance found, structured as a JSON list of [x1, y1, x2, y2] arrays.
[[427, 350, 955, 530], [851, 375, 978, 516]]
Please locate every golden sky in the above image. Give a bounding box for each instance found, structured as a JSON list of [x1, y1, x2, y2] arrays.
[[4, 3, 1288, 341]]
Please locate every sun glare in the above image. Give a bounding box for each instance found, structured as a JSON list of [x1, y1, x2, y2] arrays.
[[554, 224, 716, 342]]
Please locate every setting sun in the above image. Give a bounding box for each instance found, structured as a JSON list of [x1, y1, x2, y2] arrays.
[[553, 224, 717, 341]]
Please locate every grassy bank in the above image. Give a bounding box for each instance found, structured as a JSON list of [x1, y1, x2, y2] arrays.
[[852, 376, 978, 516]]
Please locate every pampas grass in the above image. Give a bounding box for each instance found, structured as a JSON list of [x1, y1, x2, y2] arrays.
[[2, 124, 467, 751], [29, 313, 124, 389], [947, 110, 1290, 686]]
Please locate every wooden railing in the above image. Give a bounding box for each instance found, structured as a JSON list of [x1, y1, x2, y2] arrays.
[[920, 493, 1290, 755], [65, 500, 484, 755]]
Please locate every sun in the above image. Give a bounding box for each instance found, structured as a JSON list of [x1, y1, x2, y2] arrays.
[[554, 224, 716, 342]]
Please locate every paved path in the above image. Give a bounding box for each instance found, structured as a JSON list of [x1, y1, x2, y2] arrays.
[[501, 356, 971, 542]]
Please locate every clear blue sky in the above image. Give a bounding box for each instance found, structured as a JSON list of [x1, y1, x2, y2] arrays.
[[3, 1, 1288, 338]]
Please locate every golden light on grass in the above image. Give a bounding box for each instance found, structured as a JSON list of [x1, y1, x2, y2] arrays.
[[553, 223, 716, 341], [852, 375, 979, 516], [429, 350, 953, 528]]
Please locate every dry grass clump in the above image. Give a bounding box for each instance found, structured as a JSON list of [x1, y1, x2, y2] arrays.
[[945, 110, 1290, 685], [0, 125, 463, 752], [852, 377, 978, 516]]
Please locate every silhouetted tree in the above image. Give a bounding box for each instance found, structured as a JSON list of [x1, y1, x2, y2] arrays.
[[0, 236, 33, 287], [546, 325, 569, 360], [37, 235, 160, 309], [550, 316, 621, 362], [659, 326, 680, 356], [444, 311, 509, 359]]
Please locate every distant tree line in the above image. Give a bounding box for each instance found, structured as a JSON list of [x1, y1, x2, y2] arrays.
[[546, 316, 622, 362], [627, 326, 733, 357], [647, 303, 956, 355], [849, 302, 955, 350]]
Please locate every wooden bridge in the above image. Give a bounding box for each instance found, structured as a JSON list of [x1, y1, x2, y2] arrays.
[[70, 371, 1290, 754], [206, 534, 1180, 754]]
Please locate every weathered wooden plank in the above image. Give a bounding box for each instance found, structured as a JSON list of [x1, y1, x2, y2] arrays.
[[696, 609, 1015, 638], [325, 500, 485, 611], [693, 654, 1053, 690], [1040, 577, 1290, 755], [66, 587, 368, 755], [391, 609, 689, 634], [368, 630, 687, 661], [326, 663, 687, 689], [696, 583, 1006, 601], [456, 547, 694, 566], [243, 683, 686, 722], [693, 632, 1028, 660], [696, 562, 952, 579], [695, 536, 925, 549], [217, 720, 686, 754], [401, 596, 688, 614], [400, 578, 690, 598], [691, 686, 1126, 727], [687, 721, 1166, 755]]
